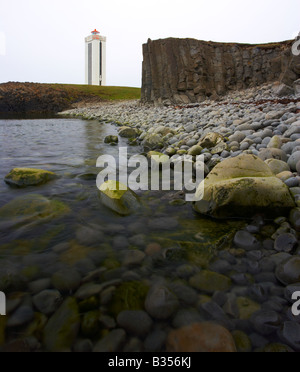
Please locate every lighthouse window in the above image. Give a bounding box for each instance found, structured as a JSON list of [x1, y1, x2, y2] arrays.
[[88, 43, 92, 85], [100, 42, 102, 77]]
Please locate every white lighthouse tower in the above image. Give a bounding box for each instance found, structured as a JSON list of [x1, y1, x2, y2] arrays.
[[85, 29, 106, 86]]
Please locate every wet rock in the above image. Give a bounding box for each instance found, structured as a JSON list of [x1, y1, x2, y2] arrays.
[[33, 290, 63, 316], [274, 233, 298, 253], [104, 135, 118, 144], [73, 339, 93, 353], [122, 250, 146, 266], [75, 225, 104, 246], [148, 217, 179, 231], [189, 270, 232, 294], [233, 231, 261, 250], [276, 257, 300, 285], [43, 297, 80, 352], [251, 310, 282, 335], [93, 329, 126, 352], [166, 322, 237, 352], [51, 269, 82, 293], [7, 304, 34, 328], [4, 168, 57, 188], [98, 180, 141, 216], [277, 321, 300, 351], [118, 126, 139, 138], [117, 310, 153, 337], [236, 297, 260, 320], [109, 281, 149, 317], [0, 194, 70, 224], [144, 329, 167, 352], [81, 310, 100, 337], [145, 285, 179, 320], [232, 330, 252, 352]]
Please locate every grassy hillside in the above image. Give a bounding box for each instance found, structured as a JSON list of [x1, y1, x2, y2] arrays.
[[0, 82, 141, 114], [50, 84, 141, 101]]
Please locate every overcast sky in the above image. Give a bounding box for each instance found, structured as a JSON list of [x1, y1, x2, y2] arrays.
[[0, 0, 299, 87]]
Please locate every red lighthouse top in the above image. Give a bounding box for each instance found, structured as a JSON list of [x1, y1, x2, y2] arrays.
[[91, 29, 100, 35]]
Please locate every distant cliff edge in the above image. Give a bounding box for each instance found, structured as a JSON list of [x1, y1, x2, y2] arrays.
[[141, 38, 300, 105]]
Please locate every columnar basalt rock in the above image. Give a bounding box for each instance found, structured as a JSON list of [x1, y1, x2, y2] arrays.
[[141, 38, 300, 105]]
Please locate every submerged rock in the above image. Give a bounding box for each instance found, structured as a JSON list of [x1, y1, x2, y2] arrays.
[[98, 180, 141, 216], [0, 194, 70, 225], [4, 168, 57, 188], [43, 297, 80, 352], [104, 135, 119, 144], [193, 154, 296, 219], [166, 322, 237, 352]]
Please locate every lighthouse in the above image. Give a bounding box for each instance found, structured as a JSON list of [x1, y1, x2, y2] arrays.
[[85, 29, 106, 86]]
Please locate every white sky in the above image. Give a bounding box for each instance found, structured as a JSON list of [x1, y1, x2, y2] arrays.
[[0, 0, 299, 87]]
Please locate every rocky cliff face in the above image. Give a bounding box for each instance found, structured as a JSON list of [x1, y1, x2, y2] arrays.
[[141, 38, 300, 105]]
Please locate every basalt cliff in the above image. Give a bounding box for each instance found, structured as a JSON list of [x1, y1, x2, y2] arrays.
[[141, 38, 300, 105]]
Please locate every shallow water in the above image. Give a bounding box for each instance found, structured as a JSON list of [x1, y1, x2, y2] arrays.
[[1, 118, 286, 352]]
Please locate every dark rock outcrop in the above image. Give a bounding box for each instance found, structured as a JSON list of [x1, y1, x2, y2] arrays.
[[0, 82, 73, 114], [141, 38, 300, 105]]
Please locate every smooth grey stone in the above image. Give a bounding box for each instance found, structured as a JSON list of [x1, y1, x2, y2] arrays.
[[33, 290, 63, 316], [93, 329, 126, 352], [117, 310, 153, 337], [233, 231, 261, 250], [144, 329, 167, 352], [277, 321, 300, 351], [274, 233, 298, 253], [251, 310, 282, 335]]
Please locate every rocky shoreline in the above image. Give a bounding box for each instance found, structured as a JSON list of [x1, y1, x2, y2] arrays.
[[1, 83, 300, 352]]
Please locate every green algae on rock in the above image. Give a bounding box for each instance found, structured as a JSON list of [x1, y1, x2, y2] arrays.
[[99, 180, 141, 216], [189, 270, 232, 293], [109, 281, 149, 317], [0, 194, 70, 225], [194, 154, 296, 219], [4, 168, 57, 188], [43, 297, 80, 352]]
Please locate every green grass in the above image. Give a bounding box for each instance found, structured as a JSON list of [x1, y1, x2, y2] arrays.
[[50, 84, 141, 101]]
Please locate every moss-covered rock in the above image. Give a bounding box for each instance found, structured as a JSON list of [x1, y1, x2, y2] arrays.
[[142, 133, 164, 151], [109, 281, 149, 317], [194, 154, 296, 219], [118, 127, 139, 138], [43, 297, 80, 352], [81, 310, 100, 337], [99, 180, 141, 216], [198, 132, 224, 149], [104, 135, 119, 144], [4, 168, 57, 188], [232, 330, 252, 352], [236, 297, 260, 320], [261, 343, 293, 352]]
